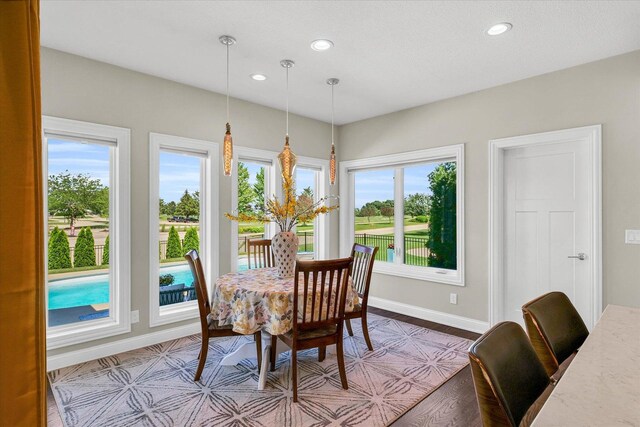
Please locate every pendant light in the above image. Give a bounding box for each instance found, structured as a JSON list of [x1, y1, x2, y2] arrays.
[[327, 78, 339, 186], [278, 59, 297, 182], [219, 35, 236, 176]]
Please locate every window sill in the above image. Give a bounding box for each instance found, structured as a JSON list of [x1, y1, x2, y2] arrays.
[[373, 262, 464, 286], [150, 301, 199, 328], [47, 316, 131, 350]]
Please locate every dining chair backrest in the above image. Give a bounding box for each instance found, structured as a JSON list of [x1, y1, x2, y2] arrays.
[[293, 257, 353, 334], [522, 291, 589, 376], [469, 321, 550, 427], [350, 244, 378, 299], [247, 239, 275, 269], [184, 250, 210, 332]]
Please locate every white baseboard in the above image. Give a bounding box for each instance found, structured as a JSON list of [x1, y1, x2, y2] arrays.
[[368, 296, 489, 334], [47, 322, 200, 371]]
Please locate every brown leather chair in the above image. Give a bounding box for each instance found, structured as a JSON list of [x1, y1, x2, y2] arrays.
[[185, 250, 262, 382], [344, 243, 378, 351], [247, 238, 274, 269], [269, 257, 353, 402], [521, 291, 589, 379], [469, 321, 552, 427]]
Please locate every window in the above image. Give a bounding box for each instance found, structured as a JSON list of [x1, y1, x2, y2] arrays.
[[340, 145, 464, 285], [43, 116, 131, 349], [231, 149, 330, 270], [149, 133, 218, 327]]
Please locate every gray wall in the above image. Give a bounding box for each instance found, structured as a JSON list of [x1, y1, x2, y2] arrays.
[[339, 50, 640, 322], [42, 48, 337, 357]]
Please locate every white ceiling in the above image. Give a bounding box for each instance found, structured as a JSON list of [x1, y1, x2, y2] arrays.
[[41, 1, 640, 125]]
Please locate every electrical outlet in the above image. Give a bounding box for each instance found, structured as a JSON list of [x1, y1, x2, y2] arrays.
[[449, 293, 458, 305], [131, 310, 139, 324], [625, 229, 640, 244]]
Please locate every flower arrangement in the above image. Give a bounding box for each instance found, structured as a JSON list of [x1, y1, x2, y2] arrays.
[[225, 175, 338, 232]]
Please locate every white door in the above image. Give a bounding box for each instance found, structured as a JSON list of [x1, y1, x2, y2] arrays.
[[502, 137, 595, 327]]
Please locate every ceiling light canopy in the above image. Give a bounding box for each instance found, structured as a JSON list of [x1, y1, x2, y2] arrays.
[[250, 73, 267, 81], [310, 39, 334, 51], [487, 22, 512, 36]]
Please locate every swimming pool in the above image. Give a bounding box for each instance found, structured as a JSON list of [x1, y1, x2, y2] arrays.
[[48, 260, 250, 310]]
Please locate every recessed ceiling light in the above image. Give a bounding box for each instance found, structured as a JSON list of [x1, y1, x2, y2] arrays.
[[250, 73, 267, 81], [487, 22, 512, 36], [310, 39, 334, 51]]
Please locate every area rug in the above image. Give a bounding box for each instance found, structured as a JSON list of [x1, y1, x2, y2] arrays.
[[48, 313, 472, 426]]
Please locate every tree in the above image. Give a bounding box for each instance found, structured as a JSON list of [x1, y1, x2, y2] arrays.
[[74, 227, 96, 267], [360, 205, 377, 223], [159, 198, 167, 215], [166, 226, 183, 259], [48, 227, 72, 270], [102, 235, 110, 266], [237, 162, 254, 214], [380, 204, 394, 223], [426, 163, 457, 269], [405, 193, 430, 217], [182, 227, 200, 254], [253, 168, 265, 214], [165, 201, 177, 216], [48, 172, 109, 236], [176, 190, 199, 220], [297, 186, 314, 225]]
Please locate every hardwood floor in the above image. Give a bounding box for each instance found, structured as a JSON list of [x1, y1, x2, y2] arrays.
[[47, 307, 482, 426]]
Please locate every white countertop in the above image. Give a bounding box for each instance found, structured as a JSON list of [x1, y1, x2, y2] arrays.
[[532, 304, 640, 426]]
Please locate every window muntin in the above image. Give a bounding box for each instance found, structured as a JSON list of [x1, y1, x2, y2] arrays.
[[340, 145, 464, 285], [43, 116, 131, 349]]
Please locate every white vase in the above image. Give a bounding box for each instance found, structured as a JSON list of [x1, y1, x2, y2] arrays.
[[272, 231, 298, 278]]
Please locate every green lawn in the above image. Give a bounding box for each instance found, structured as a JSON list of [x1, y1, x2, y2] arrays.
[[354, 215, 425, 232]]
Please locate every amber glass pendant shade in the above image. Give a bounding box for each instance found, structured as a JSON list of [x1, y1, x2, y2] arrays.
[[223, 122, 233, 176], [329, 144, 336, 186], [278, 135, 297, 181]]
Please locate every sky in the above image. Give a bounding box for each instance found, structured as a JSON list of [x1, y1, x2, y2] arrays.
[[48, 138, 110, 185], [159, 151, 200, 202], [354, 162, 440, 208], [242, 161, 316, 198]]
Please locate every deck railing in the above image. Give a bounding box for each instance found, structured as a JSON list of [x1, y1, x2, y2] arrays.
[[354, 233, 430, 265]]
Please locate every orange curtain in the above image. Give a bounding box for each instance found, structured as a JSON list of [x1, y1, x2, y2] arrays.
[[0, 0, 47, 425]]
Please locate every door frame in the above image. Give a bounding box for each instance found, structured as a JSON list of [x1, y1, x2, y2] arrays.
[[488, 125, 602, 329]]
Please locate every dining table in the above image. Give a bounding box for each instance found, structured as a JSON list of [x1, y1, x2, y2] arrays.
[[532, 304, 640, 426], [210, 266, 359, 390]]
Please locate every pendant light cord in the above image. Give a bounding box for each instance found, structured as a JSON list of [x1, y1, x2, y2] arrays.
[[331, 84, 335, 145], [226, 42, 230, 123], [285, 66, 289, 136]]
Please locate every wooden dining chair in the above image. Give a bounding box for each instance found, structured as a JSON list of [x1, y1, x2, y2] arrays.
[[521, 292, 589, 381], [469, 321, 553, 427], [344, 243, 378, 351], [269, 257, 354, 402], [247, 239, 275, 269], [185, 250, 262, 382]]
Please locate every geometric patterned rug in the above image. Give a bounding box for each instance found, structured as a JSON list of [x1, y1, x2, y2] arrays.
[[48, 314, 472, 426]]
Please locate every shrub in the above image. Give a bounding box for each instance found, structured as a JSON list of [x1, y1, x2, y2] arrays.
[[414, 215, 428, 223], [74, 227, 97, 267], [48, 227, 72, 270], [161, 224, 166, 233], [239, 226, 265, 234], [159, 274, 175, 286], [102, 235, 110, 265], [182, 227, 200, 255], [166, 226, 183, 259]]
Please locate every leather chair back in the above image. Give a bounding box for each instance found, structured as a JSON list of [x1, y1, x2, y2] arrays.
[[469, 321, 550, 427], [522, 292, 589, 376]]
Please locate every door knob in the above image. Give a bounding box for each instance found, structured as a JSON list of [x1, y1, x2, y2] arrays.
[[568, 253, 586, 261]]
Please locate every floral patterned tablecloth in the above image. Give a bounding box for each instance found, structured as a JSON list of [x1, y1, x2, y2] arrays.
[[211, 267, 359, 335]]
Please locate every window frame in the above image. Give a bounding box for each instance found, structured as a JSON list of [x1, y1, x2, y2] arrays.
[[295, 156, 331, 260], [43, 116, 131, 349], [148, 132, 219, 327], [339, 144, 465, 286]]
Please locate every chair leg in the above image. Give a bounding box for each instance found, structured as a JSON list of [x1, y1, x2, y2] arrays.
[[336, 335, 348, 390], [194, 337, 208, 382], [345, 318, 354, 337], [254, 332, 262, 371], [318, 346, 326, 362], [291, 348, 298, 402], [270, 335, 278, 372], [361, 313, 374, 351]]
